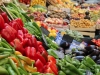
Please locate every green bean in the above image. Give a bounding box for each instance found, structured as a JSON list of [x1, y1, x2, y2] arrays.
[[0, 66, 9, 75], [9, 59, 21, 75], [7, 64, 17, 75], [0, 58, 8, 65]]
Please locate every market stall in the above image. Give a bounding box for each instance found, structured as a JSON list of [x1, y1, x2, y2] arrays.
[[0, 0, 100, 75]]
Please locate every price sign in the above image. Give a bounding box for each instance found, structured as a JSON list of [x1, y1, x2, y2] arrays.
[[62, 34, 74, 43], [40, 26, 50, 36]]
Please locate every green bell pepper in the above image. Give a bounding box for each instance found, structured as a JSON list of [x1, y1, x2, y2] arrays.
[[59, 71, 66, 75]]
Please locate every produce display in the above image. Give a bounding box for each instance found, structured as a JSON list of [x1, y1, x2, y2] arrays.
[[66, 29, 83, 41], [30, 0, 46, 6], [90, 11, 100, 22], [96, 19, 100, 29], [0, 12, 58, 75], [29, 5, 47, 13], [70, 19, 95, 28], [0, 0, 100, 75], [45, 18, 68, 25], [29, 12, 46, 21], [57, 55, 100, 75], [24, 21, 59, 50], [1, 3, 30, 23], [71, 13, 85, 19], [47, 5, 69, 19]]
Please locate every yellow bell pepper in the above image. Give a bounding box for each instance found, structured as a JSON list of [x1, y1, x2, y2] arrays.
[[24, 63, 37, 73]]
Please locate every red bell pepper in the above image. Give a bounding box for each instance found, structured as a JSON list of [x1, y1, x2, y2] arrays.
[[13, 39, 25, 54], [27, 38, 32, 46], [24, 33, 32, 39], [1, 12, 9, 23], [48, 55, 56, 64], [21, 38, 29, 48], [42, 51, 48, 62], [1, 25, 17, 42], [47, 62, 58, 75], [25, 46, 31, 57], [14, 18, 24, 29], [29, 47, 37, 60], [17, 30, 24, 41], [35, 59, 44, 73], [37, 41, 42, 46], [10, 21, 19, 31], [0, 15, 5, 30], [38, 45, 48, 54], [44, 67, 54, 74], [31, 36, 38, 50], [36, 52, 47, 65], [25, 47, 38, 60], [22, 27, 28, 34]]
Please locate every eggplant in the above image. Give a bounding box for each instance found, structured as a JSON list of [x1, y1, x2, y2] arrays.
[[91, 56, 97, 60], [75, 56, 84, 61], [88, 49, 94, 54], [90, 45, 97, 49], [73, 51, 85, 56], [85, 46, 93, 51], [96, 59, 100, 64], [89, 49, 100, 56]]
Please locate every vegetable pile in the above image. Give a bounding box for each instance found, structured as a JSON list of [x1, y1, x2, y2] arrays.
[[0, 12, 58, 75], [0, 1, 100, 75], [57, 55, 100, 75]]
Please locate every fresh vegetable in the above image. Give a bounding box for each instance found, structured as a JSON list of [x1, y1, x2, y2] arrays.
[[0, 15, 5, 31], [0, 66, 9, 75], [1, 12, 9, 23]]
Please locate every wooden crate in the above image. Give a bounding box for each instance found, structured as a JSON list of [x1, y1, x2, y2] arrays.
[[70, 25, 96, 38]]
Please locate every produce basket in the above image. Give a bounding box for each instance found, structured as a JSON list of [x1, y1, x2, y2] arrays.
[[70, 25, 96, 38]]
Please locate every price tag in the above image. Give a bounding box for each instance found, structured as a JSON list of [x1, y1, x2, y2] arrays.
[[41, 33, 48, 47], [40, 26, 50, 36], [62, 34, 74, 43]]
